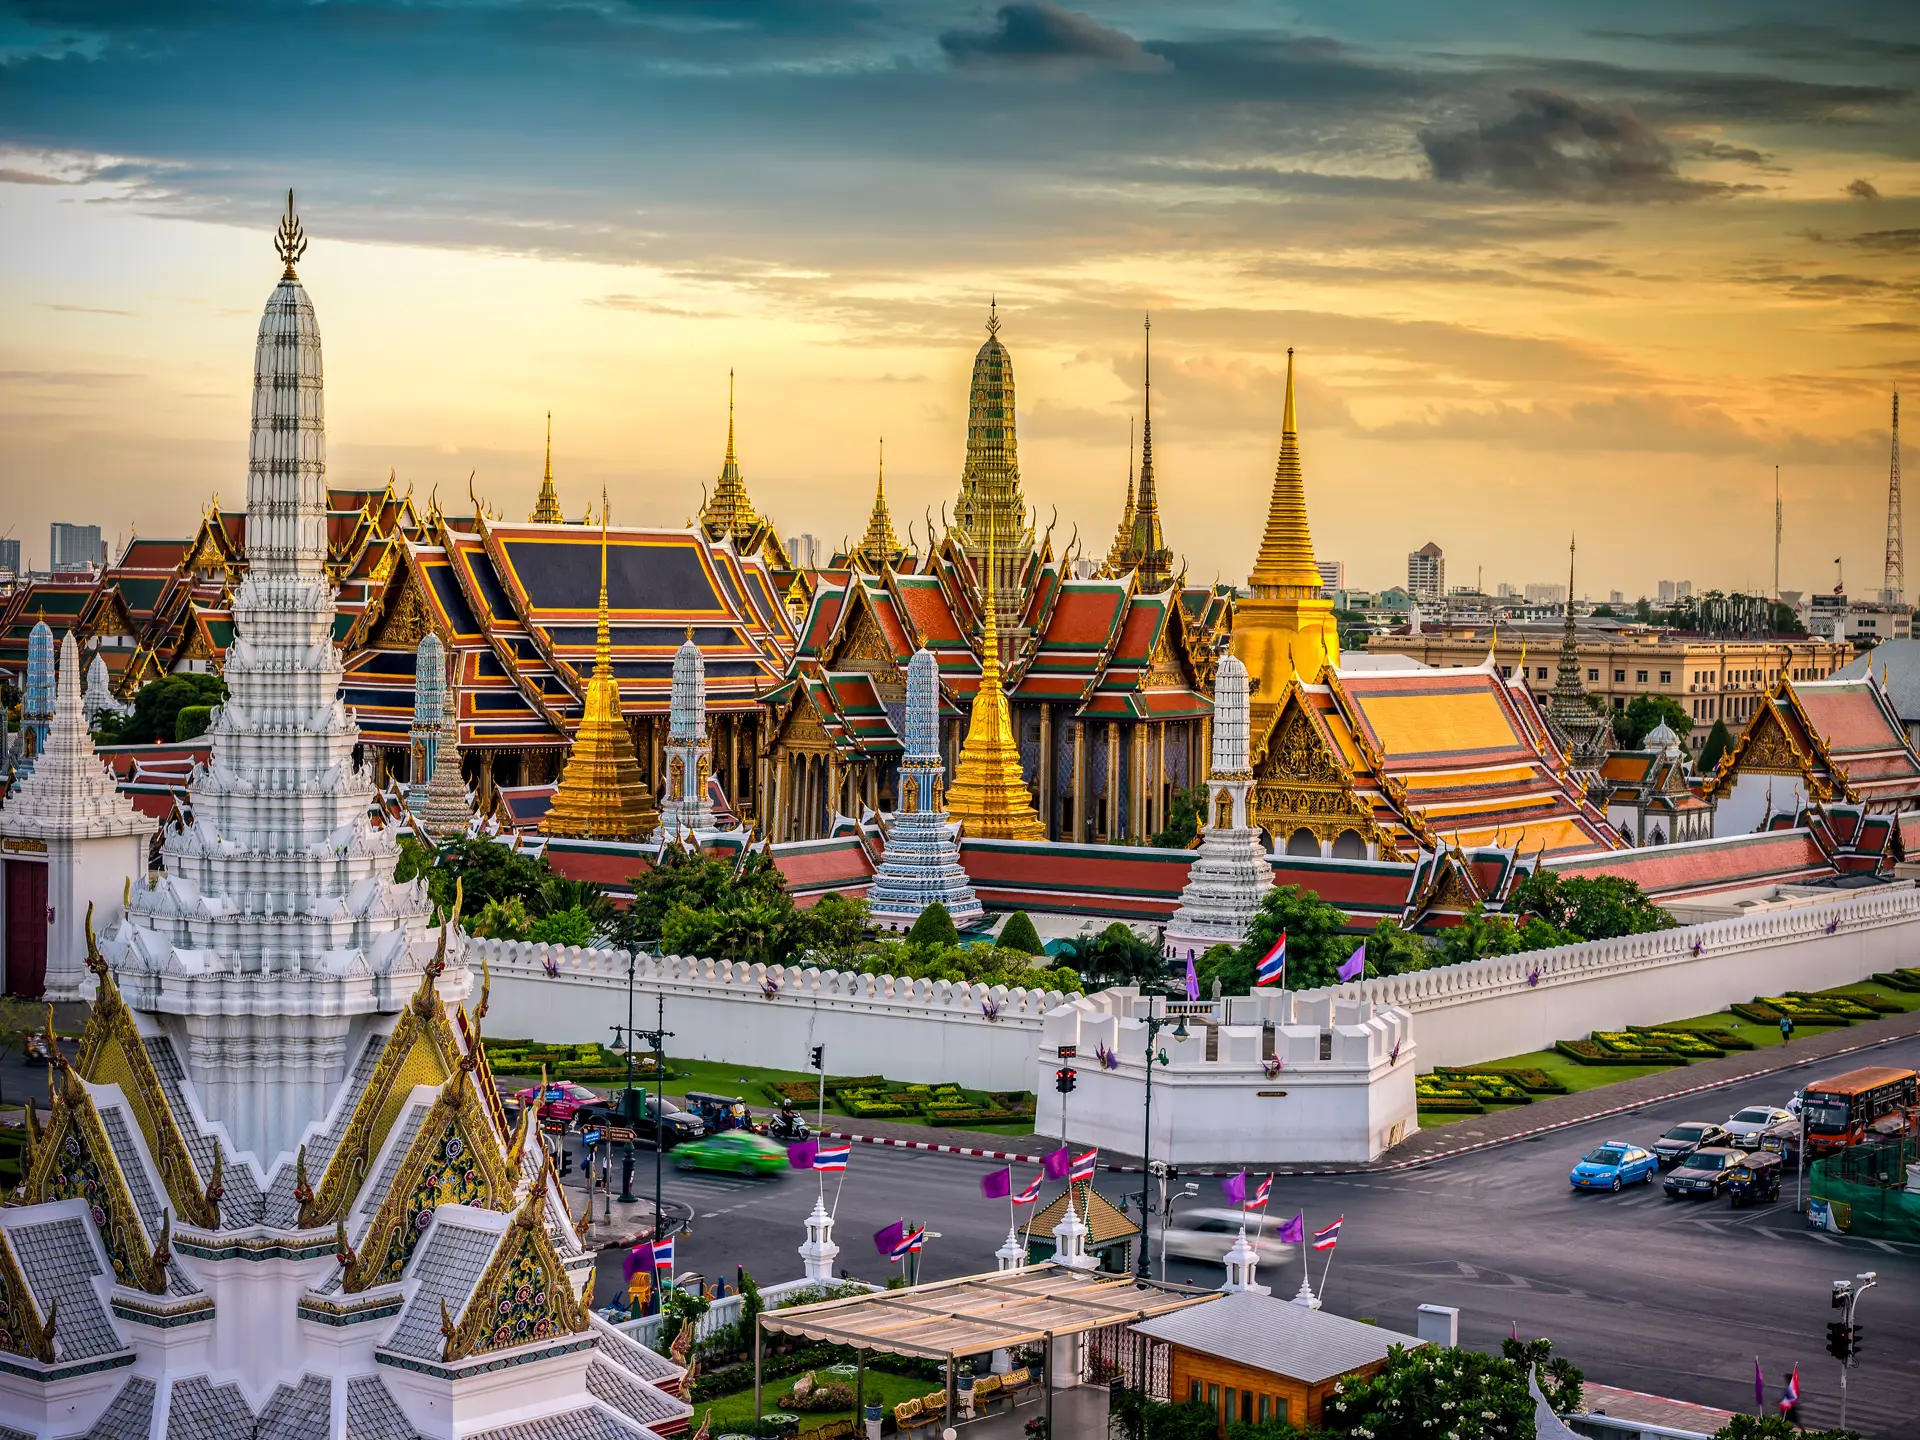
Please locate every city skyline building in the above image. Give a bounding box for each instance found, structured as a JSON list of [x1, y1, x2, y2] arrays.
[[1407, 541, 1444, 603], [49, 521, 103, 573]]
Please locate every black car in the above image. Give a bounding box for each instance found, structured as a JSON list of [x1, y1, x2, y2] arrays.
[[1663, 1146, 1740, 1199], [575, 1089, 707, 1149], [1651, 1121, 1729, 1168]]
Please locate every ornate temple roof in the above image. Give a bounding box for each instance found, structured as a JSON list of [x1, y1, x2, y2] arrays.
[[1702, 671, 1920, 810], [698, 372, 788, 568], [850, 443, 905, 572], [530, 413, 565, 524]]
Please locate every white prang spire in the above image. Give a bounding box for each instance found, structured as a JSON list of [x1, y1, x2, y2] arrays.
[[657, 630, 718, 835], [866, 647, 982, 929], [104, 198, 446, 1167], [1164, 652, 1274, 959]]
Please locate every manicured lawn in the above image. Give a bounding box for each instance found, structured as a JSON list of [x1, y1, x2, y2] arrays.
[[1414, 981, 1920, 1130], [692, 1366, 934, 1435]]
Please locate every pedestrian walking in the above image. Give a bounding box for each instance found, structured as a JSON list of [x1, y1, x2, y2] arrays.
[[1779, 1014, 1794, 1046]]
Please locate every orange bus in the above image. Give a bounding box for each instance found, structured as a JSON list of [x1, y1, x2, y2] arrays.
[[1801, 1066, 1918, 1156]]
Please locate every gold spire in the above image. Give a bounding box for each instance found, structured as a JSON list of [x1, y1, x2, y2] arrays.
[[1249, 348, 1322, 596], [949, 302, 1032, 641], [530, 412, 564, 524], [1230, 346, 1340, 735], [699, 369, 764, 544], [855, 439, 903, 571], [274, 189, 307, 279], [1130, 314, 1173, 590], [542, 496, 658, 839], [945, 529, 1045, 840]]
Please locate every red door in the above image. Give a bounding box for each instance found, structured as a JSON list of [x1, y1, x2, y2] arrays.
[[4, 859, 48, 998]]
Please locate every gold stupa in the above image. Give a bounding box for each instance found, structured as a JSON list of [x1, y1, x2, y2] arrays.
[[1230, 347, 1341, 734], [945, 533, 1045, 840], [854, 440, 904, 571], [542, 503, 658, 839], [699, 370, 763, 542]]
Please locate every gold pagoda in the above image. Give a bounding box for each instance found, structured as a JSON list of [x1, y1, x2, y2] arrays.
[[852, 440, 905, 572], [945, 534, 1046, 840], [1102, 317, 1173, 591], [529, 412, 564, 523], [1230, 348, 1340, 734], [949, 302, 1034, 652], [542, 506, 658, 839], [1102, 416, 1138, 574]]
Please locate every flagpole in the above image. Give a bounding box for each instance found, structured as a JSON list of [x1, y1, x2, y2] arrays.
[[1319, 1236, 1336, 1297]]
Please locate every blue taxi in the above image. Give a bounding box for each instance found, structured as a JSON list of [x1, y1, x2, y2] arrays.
[[1569, 1141, 1657, 1192]]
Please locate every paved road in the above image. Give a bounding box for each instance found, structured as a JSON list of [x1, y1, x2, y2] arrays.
[[579, 1036, 1920, 1438]]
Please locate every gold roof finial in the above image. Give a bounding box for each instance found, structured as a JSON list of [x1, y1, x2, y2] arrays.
[[699, 368, 764, 542], [986, 295, 1000, 339], [275, 189, 308, 279], [1247, 346, 1323, 597], [856, 437, 903, 570], [945, 524, 1045, 840]]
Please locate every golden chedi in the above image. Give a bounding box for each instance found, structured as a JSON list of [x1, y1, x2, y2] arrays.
[[945, 535, 1045, 840], [543, 505, 658, 840]]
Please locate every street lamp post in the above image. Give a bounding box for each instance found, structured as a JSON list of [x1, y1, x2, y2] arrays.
[[1134, 1007, 1188, 1283], [608, 949, 639, 1204], [630, 990, 676, 1248]]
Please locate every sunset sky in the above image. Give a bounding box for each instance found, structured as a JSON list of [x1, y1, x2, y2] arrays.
[[2, 1, 1915, 598]]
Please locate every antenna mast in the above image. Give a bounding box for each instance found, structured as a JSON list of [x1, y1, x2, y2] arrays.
[[1774, 465, 1782, 602], [1884, 390, 1904, 606]]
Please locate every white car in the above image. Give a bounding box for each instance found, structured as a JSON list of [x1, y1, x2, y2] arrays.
[[1723, 1105, 1795, 1148], [1160, 1208, 1297, 1267]]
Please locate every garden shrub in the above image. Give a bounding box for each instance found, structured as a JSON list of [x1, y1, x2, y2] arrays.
[[997, 911, 1044, 955], [1436, 1067, 1568, 1094], [1555, 1038, 1684, 1066], [1872, 968, 1920, 992]]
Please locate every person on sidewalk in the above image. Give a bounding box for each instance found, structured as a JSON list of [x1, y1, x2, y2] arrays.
[[1779, 1014, 1794, 1046]]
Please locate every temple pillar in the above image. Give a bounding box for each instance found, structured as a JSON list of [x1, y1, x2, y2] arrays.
[[1105, 722, 1119, 841], [649, 717, 664, 805], [1072, 718, 1087, 842], [729, 715, 741, 815], [1038, 703, 1054, 838]]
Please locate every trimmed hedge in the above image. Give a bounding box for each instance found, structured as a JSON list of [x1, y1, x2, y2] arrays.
[[1871, 969, 1920, 993], [1804, 988, 1901, 1014], [1436, 1067, 1569, 1095], [1555, 1038, 1683, 1066]]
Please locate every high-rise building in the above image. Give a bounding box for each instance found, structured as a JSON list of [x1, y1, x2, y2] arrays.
[[785, 532, 821, 567], [49, 522, 102, 573], [1407, 542, 1445, 603], [1524, 583, 1567, 606], [1657, 580, 1675, 604], [1316, 560, 1344, 595], [1609, 590, 1624, 605], [1658, 579, 1694, 604], [0, 537, 19, 577]]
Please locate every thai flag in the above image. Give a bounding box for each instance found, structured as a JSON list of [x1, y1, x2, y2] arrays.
[[1012, 1173, 1042, 1206], [890, 1226, 925, 1262], [1246, 1175, 1272, 1212], [1070, 1149, 1098, 1183], [1779, 1365, 1799, 1414], [1313, 1217, 1343, 1252], [813, 1142, 852, 1173], [1256, 932, 1287, 987], [652, 1236, 675, 1272]]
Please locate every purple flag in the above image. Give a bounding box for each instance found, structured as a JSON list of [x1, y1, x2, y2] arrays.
[[1274, 1211, 1305, 1244], [1337, 943, 1367, 983], [1185, 953, 1200, 1001], [1220, 1170, 1246, 1205], [787, 1139, 819, 1170], [1042, 1146, 1073, 1180], [1754, 1358, 1765, 1410], [623, 1241, 655, 1282], [873, 1221, 906, 1257], [981, 1166, 1012, 1200]]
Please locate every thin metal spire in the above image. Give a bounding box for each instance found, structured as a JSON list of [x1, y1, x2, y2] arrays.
[[1884, 390, 1904, 605]]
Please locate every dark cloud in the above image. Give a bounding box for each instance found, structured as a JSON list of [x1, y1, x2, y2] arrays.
[[1421, 89, 1751, 200], [1849, 228, 1920, 253], [0, 167, 71, 184], [939, 2, 1156, 69], [1847, 177, 1881, 198], [1589, 23, 1920, 65], [1685, 138, 1772, 166]]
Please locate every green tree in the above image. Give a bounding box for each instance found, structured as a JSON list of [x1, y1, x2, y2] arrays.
[[611, 846, 791, 952], [173, 704, 215, 741], [1206, 885, 1353, 992], [420, 837, 552, 916], [1711, 1416, 1858, 1440], [1363, 917, 1433, 976], [907, 902, 960, 950], [997, 910, 1044, 955], [525, 906, 600, 946], [469, 895, 535, 940], [1592, 604, 1616, 618], [1079, 922, 1165, 988], [1150, 785, 1208, 849], [801, 892, 870, 965], [1432, 903, 1580, 966], [117, 673, 228, 745], [1509, 870, 1675, 940], [538, 876, 616, 931], [1320, 1338, 1582, 1440], [1698, 716, 1734, 772], [1613, 692, 1693, 749]]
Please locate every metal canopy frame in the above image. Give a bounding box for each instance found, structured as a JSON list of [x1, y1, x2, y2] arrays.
[[751, 1266, 1217, 1437]]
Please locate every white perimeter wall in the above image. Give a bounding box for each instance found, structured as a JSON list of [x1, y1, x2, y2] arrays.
[[1306, 880, 1920, 1071], [473, 941, 1071, 1092]]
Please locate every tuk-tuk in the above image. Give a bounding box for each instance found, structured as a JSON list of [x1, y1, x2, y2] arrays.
[[22, 1033, 54, 1066], [1726, 1149, 1783, 1208], [684, 1092, 755, 1133]]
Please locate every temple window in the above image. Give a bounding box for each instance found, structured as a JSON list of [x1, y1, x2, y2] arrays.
[[1588, 669, 1599, 681], [1286, 828, 1319, 856], [1614, 670, 1625, 682], [1659, 671, 1671, 684], [1636, 670, 1648, 683]]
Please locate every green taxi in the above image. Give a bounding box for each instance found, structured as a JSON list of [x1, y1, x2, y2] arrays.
[[671, 1132, 790, 1176]]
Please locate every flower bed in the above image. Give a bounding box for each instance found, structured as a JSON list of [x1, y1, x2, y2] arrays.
[[1800, 988, 1900, 1014], [483, 1038, 673, 1082], [1629, 1025, 1752, 1050], [1414, 1076, 1483, 1113], [1872, 969, 1920, 993], [763, 1077, 1036, 1125], [1731, 992, 1881, 1026], [1554, 1037, 1682, 1066], [1435, 1067, 1569, 1095]]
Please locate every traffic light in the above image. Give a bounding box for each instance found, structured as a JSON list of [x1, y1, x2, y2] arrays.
[[1849, 1325, 1864, 1361], [559, 1146, 574, 1179], [1826, 1322, 1851, 1361], [809, 1045, 826, 1071], [1054, 1067, 1077, 1095]]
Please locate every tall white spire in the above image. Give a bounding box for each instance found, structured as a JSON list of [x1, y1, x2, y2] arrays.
[[867, 647, 982, 929], [657, 631, 718, 835], [1164, 652, 1274, 960], [104, 197, 446, 1166]]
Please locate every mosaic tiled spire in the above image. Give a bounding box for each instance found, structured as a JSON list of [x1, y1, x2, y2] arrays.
[[409, 631, 446, 802], [103, 195, 443, 1163], [867, 648, 983, 929], [543, 506, 658, 839], [417, 642, 472, 841], [700, 370, 764, 544], [529, 411, 564, 523], [1130, 316, 1174, 591], [657, 629, 718, 835], [1164, 652, 1274, 958], [20, 617, 53, 771], [945, 532, 1045, 840], [1543, 536, 1613, 769], [0, 635, 149, 843], [950, 302, 1034, 645]]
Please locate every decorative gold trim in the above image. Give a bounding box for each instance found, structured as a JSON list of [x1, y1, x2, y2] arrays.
[[442, 1185, 590, 1363], [0, 1231, 57, 1363], [23, 1070, 170, 1295]]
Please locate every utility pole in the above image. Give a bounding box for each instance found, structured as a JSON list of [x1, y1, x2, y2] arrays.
[[1827, 1272, 1877, 1431]]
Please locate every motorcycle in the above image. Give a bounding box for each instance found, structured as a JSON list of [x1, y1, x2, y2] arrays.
[[767, 1105, 810, 1144]]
